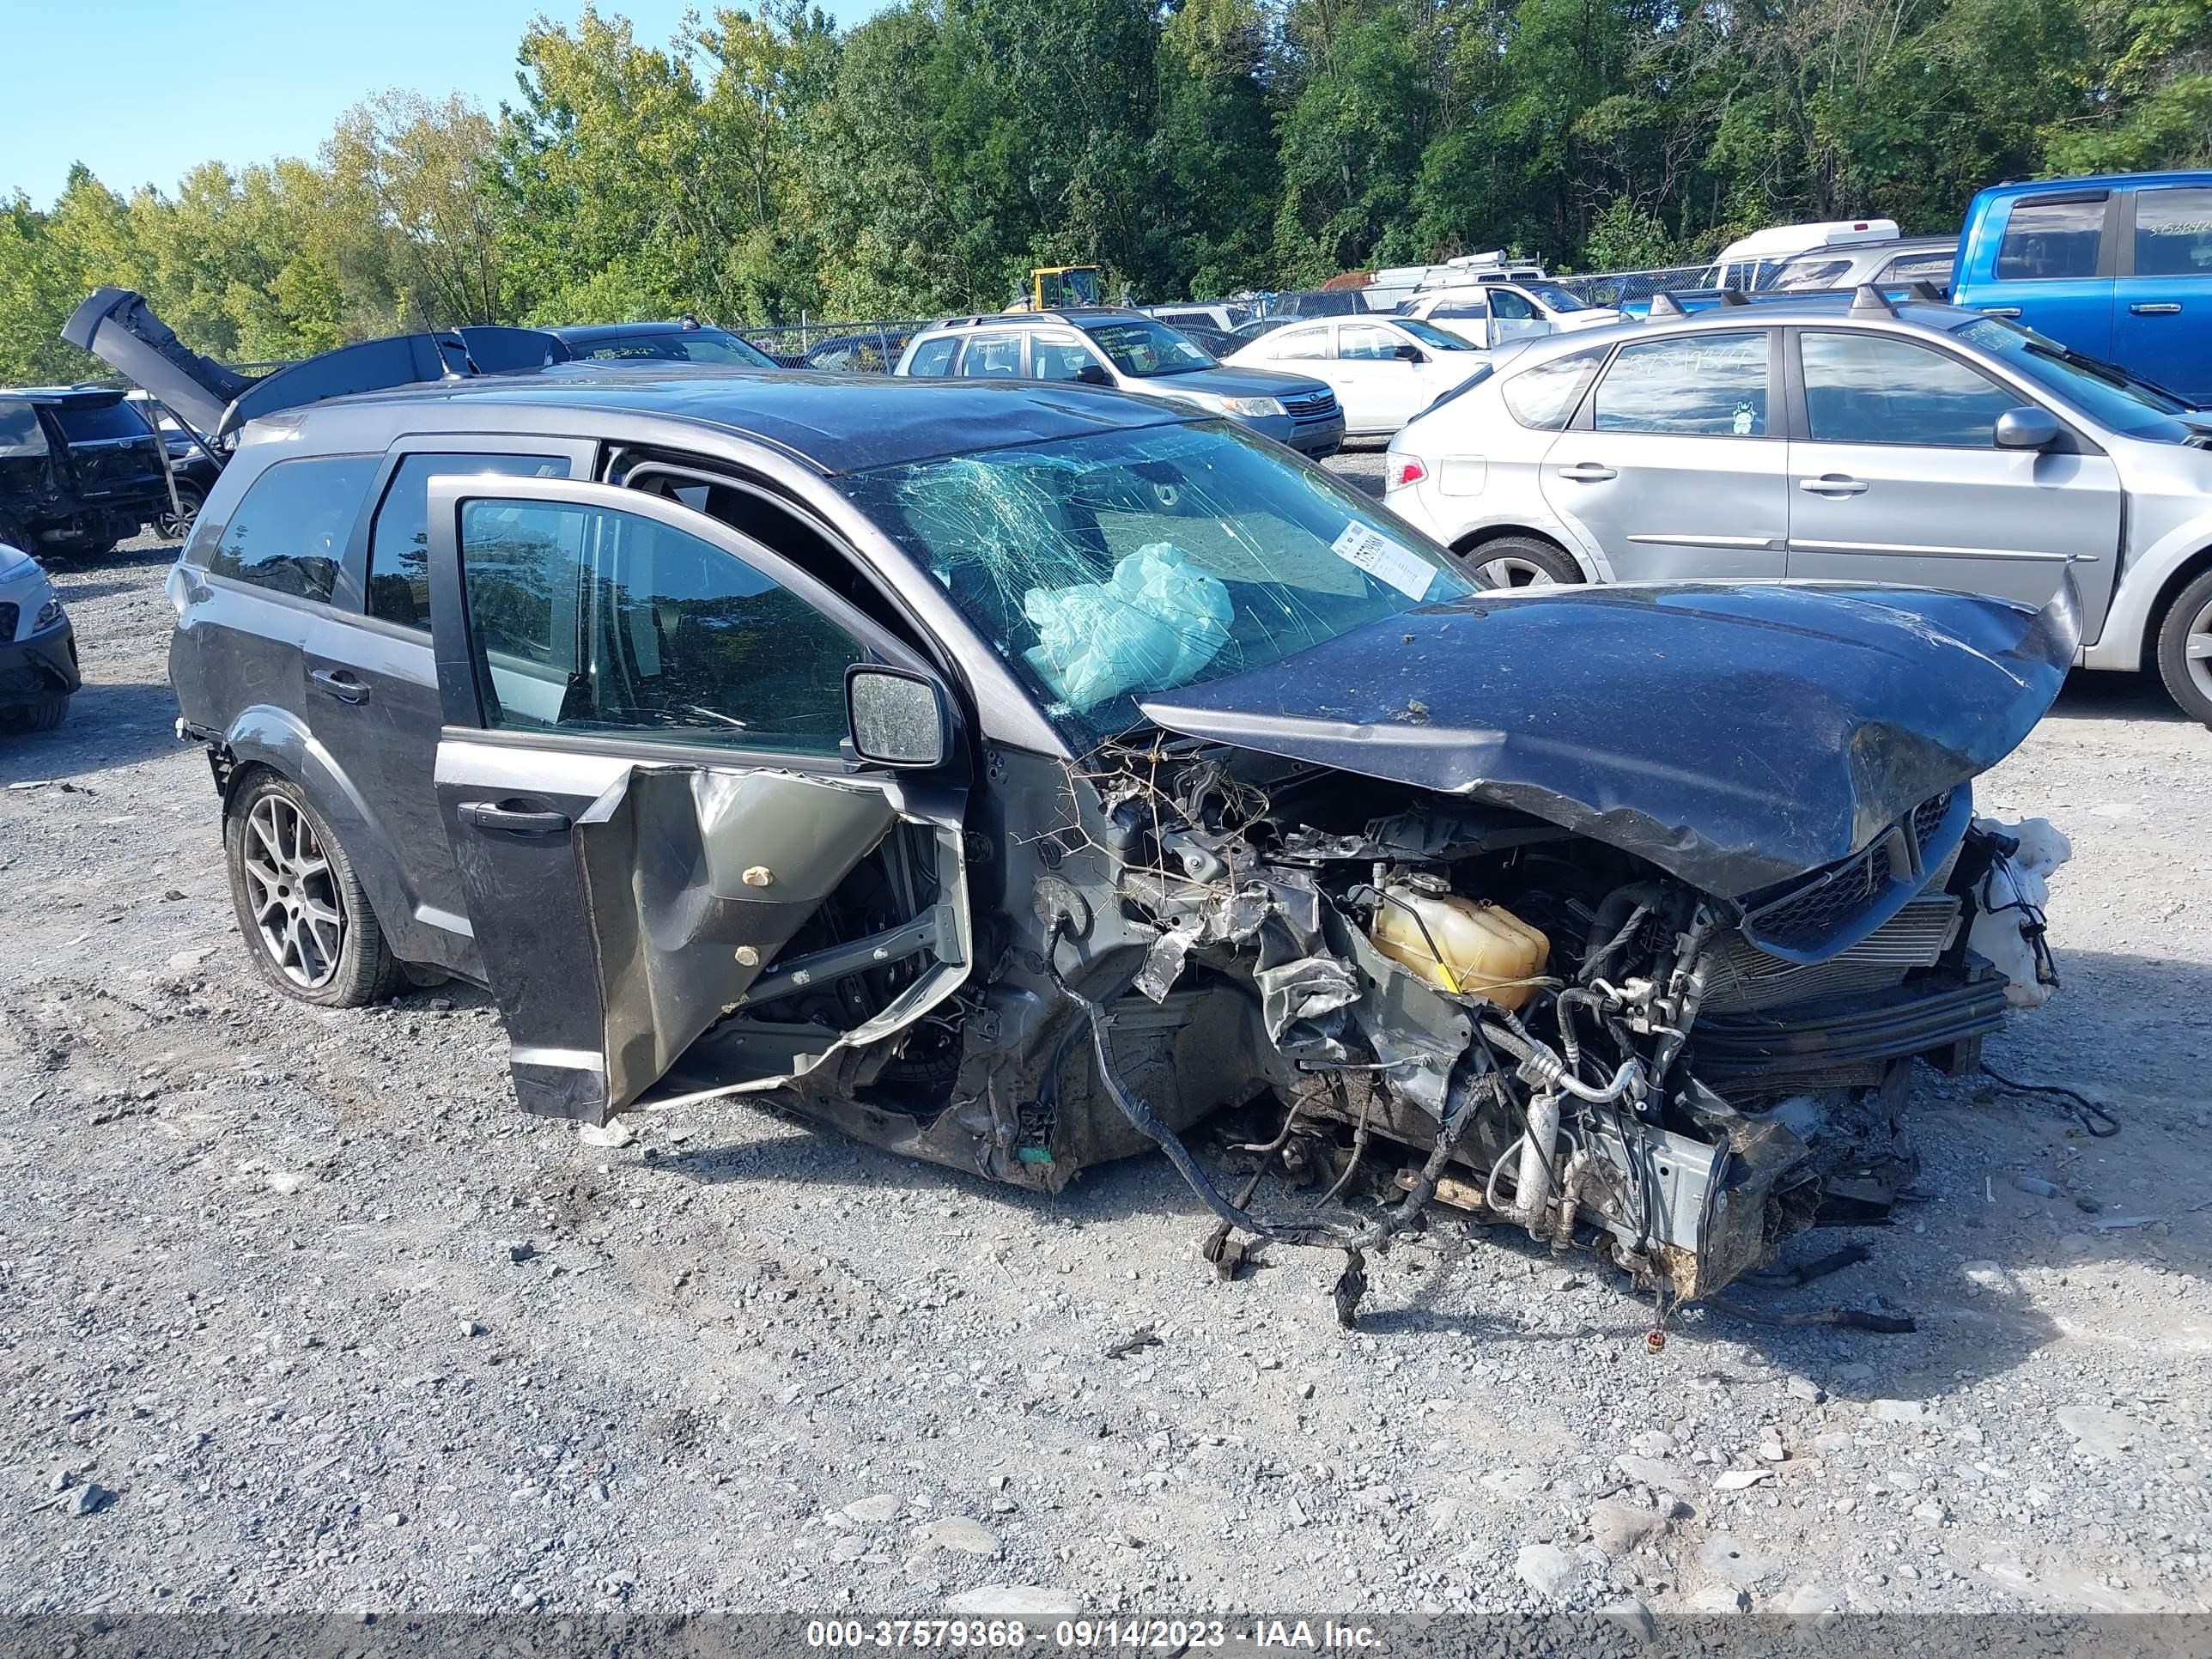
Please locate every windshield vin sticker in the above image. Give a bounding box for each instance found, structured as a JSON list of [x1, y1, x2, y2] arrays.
[[1331, 522, 1435, 601]]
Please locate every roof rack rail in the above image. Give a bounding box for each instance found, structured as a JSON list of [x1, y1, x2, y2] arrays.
[[1849, 283, 1896, 316], [1904, 280, 1948, 303], [1715, 288, 1753, 307], [1645, 291, 1688, 319]]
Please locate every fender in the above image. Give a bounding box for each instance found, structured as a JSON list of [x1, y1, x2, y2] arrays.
[[1448, 511, 1617, 584], [2081, 510, 2212, 671], [218, 702, 429, 963]]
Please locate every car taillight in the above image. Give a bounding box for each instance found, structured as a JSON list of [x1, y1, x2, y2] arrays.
[[1386, 455, 1427, 490]]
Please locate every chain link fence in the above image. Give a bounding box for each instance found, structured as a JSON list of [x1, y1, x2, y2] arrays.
[[1551, 263, 1714, 307], [732, 319, 938, 373]]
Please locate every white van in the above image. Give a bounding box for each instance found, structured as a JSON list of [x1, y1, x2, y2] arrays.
[[1699, 218, 1899, 292]]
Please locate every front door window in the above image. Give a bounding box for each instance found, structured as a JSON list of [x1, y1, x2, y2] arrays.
[[458, 497, 862, 754]]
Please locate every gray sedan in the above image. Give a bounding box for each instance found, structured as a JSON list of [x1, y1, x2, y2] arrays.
[[1383, 290, 2212, 725]]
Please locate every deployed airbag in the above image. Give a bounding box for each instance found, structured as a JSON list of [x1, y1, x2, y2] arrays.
[[1024, 542, 1232, 711]]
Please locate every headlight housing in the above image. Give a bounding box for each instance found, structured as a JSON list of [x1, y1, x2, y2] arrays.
[[33, 596, 64, 631], [1204, 393, 1285, 418]]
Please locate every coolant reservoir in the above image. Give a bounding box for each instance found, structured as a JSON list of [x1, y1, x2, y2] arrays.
[[1369, 884, 1549, 1009]]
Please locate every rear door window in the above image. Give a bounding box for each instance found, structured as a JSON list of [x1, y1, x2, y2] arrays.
[[1268, 326, 1332, 361], [956, 334, 1024, 378], [1997, 198, 2105, 281], [904, 337, 957, 376], [2131, 185, 2212, 277], [1800, 331, 2020, 447], [205, 455, 379, 604], [1592, 333, 1769, 435], [367, 453, 568, 630]]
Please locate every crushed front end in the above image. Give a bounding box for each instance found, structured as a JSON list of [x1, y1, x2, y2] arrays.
[[1051, 734, 2048, 1313]]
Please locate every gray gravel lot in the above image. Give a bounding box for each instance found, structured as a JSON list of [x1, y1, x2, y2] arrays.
[[3, 488, 2209, 1620]]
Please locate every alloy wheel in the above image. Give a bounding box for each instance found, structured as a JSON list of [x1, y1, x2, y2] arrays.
[[2188, 593, 2212, 707], [1472, 554, 1560, 589], [155, 495, 200, 543], [240, 795, 346, 989]]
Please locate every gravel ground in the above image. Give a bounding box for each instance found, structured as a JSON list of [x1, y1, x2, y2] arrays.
[[3, 499, 2209, 1622]]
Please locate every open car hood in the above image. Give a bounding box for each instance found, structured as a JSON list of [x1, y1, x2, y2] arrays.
[[1140, 579, 2079, 897]]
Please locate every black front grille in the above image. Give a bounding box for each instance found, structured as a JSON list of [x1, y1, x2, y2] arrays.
[[1752, 844, 1892, 951], [1911, 790, 1952, 851], [1283, 390, 1339, 421], [0, 603, 16, 641]]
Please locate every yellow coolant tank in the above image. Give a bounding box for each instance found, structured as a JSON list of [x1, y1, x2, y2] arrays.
[[1368, 883, 1550, 1010]]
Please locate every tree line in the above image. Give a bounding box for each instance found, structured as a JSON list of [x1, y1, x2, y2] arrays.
[[3, 0, 2206, 384]]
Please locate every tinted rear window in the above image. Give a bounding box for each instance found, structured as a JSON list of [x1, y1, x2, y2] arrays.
[[204, 455, 379, 604], [1996, 198, 2104, 282], [50, 401, 150, 444]]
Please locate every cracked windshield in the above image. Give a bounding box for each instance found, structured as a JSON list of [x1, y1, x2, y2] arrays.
[[843, 422, 1470, 745]]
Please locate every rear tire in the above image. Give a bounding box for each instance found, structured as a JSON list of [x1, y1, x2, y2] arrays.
[[2154, 568, 2212, 729], [0, 696, 69, 733], [223, 770, 402, 1007], [1455, 533, 1583, 590], [155, 482, 205, 544]]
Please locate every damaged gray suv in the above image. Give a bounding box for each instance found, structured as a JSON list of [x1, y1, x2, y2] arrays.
[[154, 361, 2078, 1317]]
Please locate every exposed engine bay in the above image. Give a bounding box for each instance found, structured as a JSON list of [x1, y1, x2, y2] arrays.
[[700, 727, 2064, 1329]]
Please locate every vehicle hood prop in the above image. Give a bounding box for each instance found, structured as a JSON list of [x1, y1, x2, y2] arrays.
[[1141, 577, 2080, 897], [65, 289, 571, 444]]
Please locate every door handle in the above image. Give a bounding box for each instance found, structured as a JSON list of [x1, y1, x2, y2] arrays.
[[2130, 301, 2183, 315], [459, 799, 573, 836], [1978, 306, 2023, 319], [309, 667, 369, 704], [1800, 475, 1869, 495], [1556, 463, 1617, 483]]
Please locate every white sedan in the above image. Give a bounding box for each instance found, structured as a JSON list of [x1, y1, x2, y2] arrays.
[[1399, 279, 1624, 343], [1225, 315, 1486, 437]]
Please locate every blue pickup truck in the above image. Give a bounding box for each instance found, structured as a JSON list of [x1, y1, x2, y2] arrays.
[[1951, 172, 2212, 402]]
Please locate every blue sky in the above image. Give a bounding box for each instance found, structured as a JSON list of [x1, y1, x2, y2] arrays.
[[8, 2, 882, 207]]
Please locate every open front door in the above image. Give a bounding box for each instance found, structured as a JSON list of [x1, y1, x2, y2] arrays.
[[423, 475, 969, 1122]]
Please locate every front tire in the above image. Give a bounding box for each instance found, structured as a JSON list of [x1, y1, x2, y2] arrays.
[[1456, 533, 1583, 590], [2154, 568, 2212, 729], [0, 696, 68, 733], [223, 772, 401, 1007]]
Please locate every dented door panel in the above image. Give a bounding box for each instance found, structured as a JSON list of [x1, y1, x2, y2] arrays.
[[435, 740, 912, 1119]]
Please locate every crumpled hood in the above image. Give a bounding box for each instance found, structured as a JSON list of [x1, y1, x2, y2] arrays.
[[1141, 579, 2079, 897]]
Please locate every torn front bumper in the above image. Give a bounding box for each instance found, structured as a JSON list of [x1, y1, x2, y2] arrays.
[[0, 616, 81, 706]]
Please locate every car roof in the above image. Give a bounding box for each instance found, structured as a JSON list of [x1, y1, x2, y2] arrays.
[[1974, 170, 2212, 199], [1500, 292, 1980, 362], [283, 363, 1198, 475], [919, 308, 1152, 333], [2, 385, 131, 408], [547, 321, 734, 345]]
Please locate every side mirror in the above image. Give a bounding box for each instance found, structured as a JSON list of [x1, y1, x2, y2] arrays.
[[1394, 343, 1425, 363], [1074, 363, 1113, 386], [1994, 405, 2061, 451], [846, 665, 950, 769]]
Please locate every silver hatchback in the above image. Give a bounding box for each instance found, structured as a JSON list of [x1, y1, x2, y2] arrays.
[[1384, 291, 2212, 725]]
